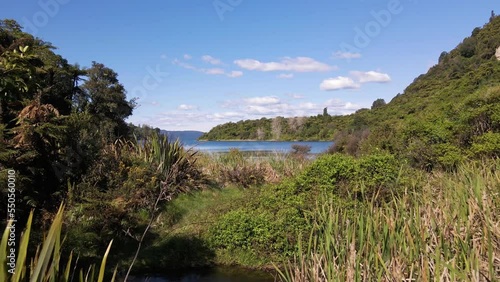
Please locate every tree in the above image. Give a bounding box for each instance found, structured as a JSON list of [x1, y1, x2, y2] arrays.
[[371, 98, 386, 109], [81, 62, 135, 140], [256, 127, 265, 140], [438, 51, 449, 63], [271, 117, 283, 140]]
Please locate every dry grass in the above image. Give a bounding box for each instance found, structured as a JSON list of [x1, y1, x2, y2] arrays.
[[196, 149, 310, 187]]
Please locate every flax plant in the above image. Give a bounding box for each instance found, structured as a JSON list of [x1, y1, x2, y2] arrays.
[[1, 204, 115, 282]]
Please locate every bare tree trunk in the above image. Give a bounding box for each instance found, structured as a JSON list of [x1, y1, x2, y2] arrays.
[[272, 117, 282, 140]]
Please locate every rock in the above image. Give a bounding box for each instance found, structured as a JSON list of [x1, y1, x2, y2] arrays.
[[496, 46, 500, 60]]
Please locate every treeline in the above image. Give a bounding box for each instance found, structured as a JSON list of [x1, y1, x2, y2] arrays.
[[202, 15, 500, 170], [0, 19, 137, 221], [200, 114, 347, 141]]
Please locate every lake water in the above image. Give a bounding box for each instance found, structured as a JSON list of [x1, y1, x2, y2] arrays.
[[182, 140, 333, 154]]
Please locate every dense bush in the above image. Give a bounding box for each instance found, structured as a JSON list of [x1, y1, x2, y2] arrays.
[[209, 209, 273, 252], [207, 153, 404, 264], [64, 132, 207, 269], [470, 131, 500, 157], [296, 153, 401, 200]]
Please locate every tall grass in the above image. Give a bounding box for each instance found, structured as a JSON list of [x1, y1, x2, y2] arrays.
[[197, 149, 309, 187], [1, 204, 115, 281], [277, 162, 499, 281]]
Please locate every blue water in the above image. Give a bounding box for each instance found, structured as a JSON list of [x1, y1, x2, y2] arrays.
[[182, 140, 333, 154]]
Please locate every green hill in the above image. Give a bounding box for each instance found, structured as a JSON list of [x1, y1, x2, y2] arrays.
[[201, 15, 500, 170]]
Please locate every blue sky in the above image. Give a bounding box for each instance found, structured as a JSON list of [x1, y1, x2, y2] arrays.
[[1, 1, 499, 131]]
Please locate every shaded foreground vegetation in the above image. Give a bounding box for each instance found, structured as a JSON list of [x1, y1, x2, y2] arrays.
[[2, 156, 499, 281], [1, 14, 500, 282]]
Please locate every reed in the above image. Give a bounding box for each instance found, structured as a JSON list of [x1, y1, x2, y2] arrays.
[[197, 149, 309, 187], [277, 161, 499, 281]]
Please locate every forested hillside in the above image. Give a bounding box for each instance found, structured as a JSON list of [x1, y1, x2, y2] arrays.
[[199, 114, 343, 141]]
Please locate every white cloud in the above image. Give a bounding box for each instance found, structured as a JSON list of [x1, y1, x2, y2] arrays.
[[133, 97, 361, 131], [320, 76, 360, 91], [174, 59, 241, 78], [350, 71, 391, 83], [202, 55, 222, 65], [210, 112, 245, 120], [333, 51, 361, 59], [244, 96, 281, 105], [204, 68, 225, 75], [227, 70, 243, 78], [325, 99, 359, 110], [222, 96, 360, 118], [173, 59, 196, 70], [277, 73, 294, 79], [246, 105, 281, 115], [178, 104, 198, 110], [183, 54, 192, 60], [286, 93, 304, 99], [234, 57, 334, 72], [297, 102, 316, 110]]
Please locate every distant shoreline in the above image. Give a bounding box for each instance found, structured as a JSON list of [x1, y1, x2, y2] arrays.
[[196, 139, 333, 142]]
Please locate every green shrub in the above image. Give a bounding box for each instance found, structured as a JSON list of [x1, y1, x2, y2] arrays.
[[208, 204, 308, 264], [296, 153, 401, 200], [470, 131, 500, 157], [434, 143, 465, 171], [296, 154, 357, 192], [209, 209, 272, 252], [356, 154, 400, 199], [459, 36, 477, 58]]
